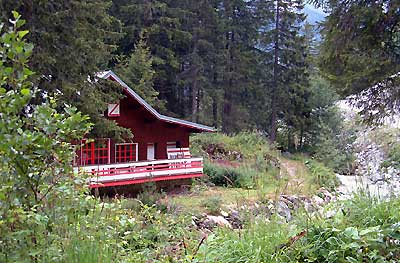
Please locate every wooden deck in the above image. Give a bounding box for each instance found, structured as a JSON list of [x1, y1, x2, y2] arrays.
[[73, 157, 203, 188]]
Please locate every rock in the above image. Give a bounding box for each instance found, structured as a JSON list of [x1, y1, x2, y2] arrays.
[[220, 210, 229, 217], [312, 195, 325, 206], [318, 188, 335, 203], [304, 201, 316, 213], [281, 195, 302, 210], [277, 201, 291, 221], [206, 215, 232, 228], [225, 209, 242, 229]]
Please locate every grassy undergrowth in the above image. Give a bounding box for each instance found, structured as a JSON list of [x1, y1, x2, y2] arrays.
[[172, 132, 333, 215], [195, 193, 400, 262]]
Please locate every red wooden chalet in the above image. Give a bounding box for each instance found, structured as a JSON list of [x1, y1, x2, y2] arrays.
[[73, 70, 214, 189]]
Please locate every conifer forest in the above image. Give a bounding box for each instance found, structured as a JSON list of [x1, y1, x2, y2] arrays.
[[0, 1, 400, 262]]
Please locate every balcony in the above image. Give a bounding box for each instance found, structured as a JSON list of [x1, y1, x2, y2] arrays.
[[73, 157, 204, 188]]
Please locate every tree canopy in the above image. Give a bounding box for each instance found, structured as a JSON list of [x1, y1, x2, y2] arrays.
[[1, 0, 397, 146]]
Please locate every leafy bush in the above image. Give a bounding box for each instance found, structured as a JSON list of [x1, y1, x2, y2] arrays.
[[191, 131, 276, 161], [382, 143, 400, 170], [195, 132, 278, 190], [201, 195, 223, 214], [137, 182, 164, 205], [0, 13, 195, 263], [288, 194, 400, 262], [204, 161, 259, 189], [310, 107, 357, 174], [196, 216, 294, 262], [196, 194, 400, 263], [305, 159, 340, 191]]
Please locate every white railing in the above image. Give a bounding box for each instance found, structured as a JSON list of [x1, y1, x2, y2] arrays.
[[74, 157, 203, 186]]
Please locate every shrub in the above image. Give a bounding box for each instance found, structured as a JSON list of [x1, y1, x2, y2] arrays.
[[382, 143, 400, 170], [287, 194, 400, 262], [195, 194, 400, 263], [305, 159, 340, 191], [191, 131, 276, 161], [204, 161, 259, 189], [136, 182, 164, 206], [201, 195, 222, 215], [204, 161, 241, 187]]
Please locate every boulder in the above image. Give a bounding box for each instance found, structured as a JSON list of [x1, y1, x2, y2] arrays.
[[206, 215, 232, 228]]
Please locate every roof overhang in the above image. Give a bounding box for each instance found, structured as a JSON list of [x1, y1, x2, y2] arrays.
[[97, 70, 215, 132]]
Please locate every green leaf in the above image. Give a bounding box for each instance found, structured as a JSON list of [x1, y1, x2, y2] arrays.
[[360, 226, 380, 236], [344, 227, 360, 240], [21, 88, 30, 96], [18, 30, 29, 39], [12, 11, 20, 20]]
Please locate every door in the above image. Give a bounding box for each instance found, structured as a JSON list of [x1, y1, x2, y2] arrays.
[[147, 143, 155, 160]]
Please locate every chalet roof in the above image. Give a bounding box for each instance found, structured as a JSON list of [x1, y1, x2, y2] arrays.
[[97, 70, 215, 132]]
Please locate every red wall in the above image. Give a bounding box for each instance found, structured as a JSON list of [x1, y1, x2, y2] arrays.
[[109, 94, 192, 161]]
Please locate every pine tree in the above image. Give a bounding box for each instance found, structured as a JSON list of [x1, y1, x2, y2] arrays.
[[111, 0, 187, 116], [215, 0, 260, 132], [256, 0, 309, 142], [0, 0, 127, 138], [316, 0, 400, 121], [115, 35, 165, 110]]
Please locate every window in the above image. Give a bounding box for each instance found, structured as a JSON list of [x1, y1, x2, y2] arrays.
[[115, 143, 138, 163], [80, 139, 110, 166], [107, 103, 120, 117], [167, 141, 177, 149]]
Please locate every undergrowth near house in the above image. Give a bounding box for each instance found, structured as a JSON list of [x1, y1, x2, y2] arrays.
[[305, 159, 340, 191], [191, 132, 282, 189]]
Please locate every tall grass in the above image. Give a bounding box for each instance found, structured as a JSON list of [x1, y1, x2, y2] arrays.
[[305, 159, 340, 191], [191, 131, 277, 160], [195, 193, 400, 262], [197, 216, 295, 263]]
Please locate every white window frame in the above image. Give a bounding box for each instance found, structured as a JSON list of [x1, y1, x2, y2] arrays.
[[115, 143, 138, 163]]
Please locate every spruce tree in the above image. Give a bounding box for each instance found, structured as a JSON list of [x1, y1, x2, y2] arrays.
[[115, 35, 165, 110], [0, 0, 127, 138], [316, 0, 400, 122], [257, 0, 309, 142]]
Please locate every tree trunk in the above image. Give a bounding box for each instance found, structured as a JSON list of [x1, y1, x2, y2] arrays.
[[269, 0, 280, 142], [191, 74, 199, 122], [212, 96, 218, 127], [196, 87, 201, 123]]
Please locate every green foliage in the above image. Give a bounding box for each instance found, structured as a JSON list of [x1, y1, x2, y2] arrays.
[[115, 35, 165, 110], [0, 13, 95, 261], [193, 132, 279, 190], [136, 182, 165, 208], [305, 159, 340, 191], [201, 195, 222, 215], [196, 217, 294, 262], [0, 16, 198, 263], [204, 161, 259, 189], [318, 0, 400, 122], [191, 131, 276, 160], [0, 0, 129, 139], [194, 194, 400, 262], [384, 143, 400, 169], [287, 194, 400, 262], [311, 115, 357, 174], [371, 127, 400, 170]]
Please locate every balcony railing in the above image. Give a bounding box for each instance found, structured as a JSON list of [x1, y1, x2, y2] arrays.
[[73, 157, 203, 188]]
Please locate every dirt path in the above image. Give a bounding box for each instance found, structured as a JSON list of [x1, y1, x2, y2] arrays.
[[279, 158, 314, 195]]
